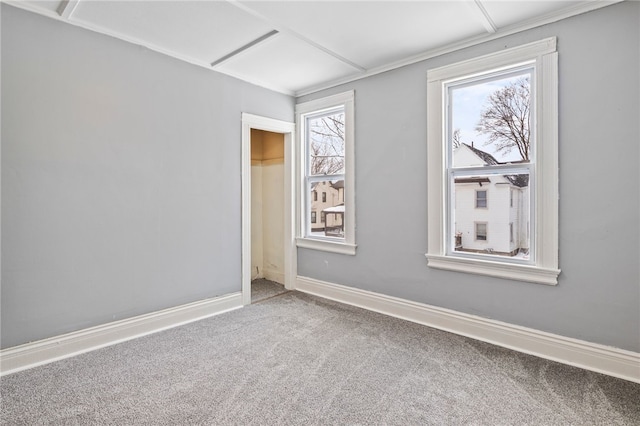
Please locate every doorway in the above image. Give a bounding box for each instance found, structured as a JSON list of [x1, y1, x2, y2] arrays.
[[241, 114, 295, 306]]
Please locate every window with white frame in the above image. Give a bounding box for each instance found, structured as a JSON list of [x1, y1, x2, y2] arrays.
[[296, 91, 356, 255], [426, 38, 560, 285]]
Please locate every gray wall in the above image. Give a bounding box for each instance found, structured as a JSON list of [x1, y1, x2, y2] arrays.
[[297, 2, 640, 352], [1, 5, 293, 348]]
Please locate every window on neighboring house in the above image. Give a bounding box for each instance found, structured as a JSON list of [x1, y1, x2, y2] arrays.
[[296, 91, 356, 255], [475, 223, 487, 241], [426, 38, 559, 285], [311, 211, 317, 223], [476, 190, 487, 208]]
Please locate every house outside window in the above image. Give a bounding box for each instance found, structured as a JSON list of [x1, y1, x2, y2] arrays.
[[296, 91, 356, 255], [311, 211, 317, 223], [426, 38, 559, 285]]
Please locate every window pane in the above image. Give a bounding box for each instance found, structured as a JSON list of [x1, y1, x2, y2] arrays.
[[476, 190, 487, 208], [309, 180, 345, 239], [452, 173, 529, 259], [450, 71, 532, 168], [307, 110, 345, 176], [475, 223, 487, 240]]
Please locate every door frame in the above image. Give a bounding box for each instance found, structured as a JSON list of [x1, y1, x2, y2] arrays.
[[241, 113, 296, 305]]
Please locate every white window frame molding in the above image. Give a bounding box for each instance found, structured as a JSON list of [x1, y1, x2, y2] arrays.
[[296, 91, 356, 255], [426, 38, 560, 285]]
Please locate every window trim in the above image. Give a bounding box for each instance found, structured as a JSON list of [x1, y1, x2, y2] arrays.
[[296, 90, 356, 255], [426, 38, 559, 285]]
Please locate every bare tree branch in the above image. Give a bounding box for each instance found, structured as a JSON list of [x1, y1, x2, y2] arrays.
[[453, 128, 462, 149], [475, 77, 530, 161], [309, 112, 345, 175]]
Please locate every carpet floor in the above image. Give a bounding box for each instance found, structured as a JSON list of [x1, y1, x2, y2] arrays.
[[251, 278, 288, 303], [2, 284, 639, 425]]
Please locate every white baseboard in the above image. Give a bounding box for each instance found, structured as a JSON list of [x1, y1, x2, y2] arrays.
[[0, 292, 243, 376], [296, 276, 640, 384]]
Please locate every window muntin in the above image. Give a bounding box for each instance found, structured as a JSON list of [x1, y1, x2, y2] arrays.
[[426, 38, 559, 285], [296, 91, 356, 255]]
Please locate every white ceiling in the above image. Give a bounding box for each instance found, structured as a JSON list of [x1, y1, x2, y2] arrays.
[[8, 0, 620, 96]]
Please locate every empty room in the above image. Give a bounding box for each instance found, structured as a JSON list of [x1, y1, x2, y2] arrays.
[[1, 0, 639, 424]]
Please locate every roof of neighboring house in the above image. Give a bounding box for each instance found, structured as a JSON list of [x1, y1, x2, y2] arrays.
[[311, 180, 344, 192], [455, 177, 491, 185], [460, 143, 529, 188], [464, 143, 500, 166], [323, 204, 345, 213], [331, 180, 344, 190], [505, 174, 529, 188]]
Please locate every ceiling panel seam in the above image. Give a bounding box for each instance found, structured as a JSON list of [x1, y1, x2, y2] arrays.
[[57, 0, 80, 19], [295, 0, 623, 97], [210, 30, 279, 68], [472, 0, 498, 33], [225, 0, 366, 73]]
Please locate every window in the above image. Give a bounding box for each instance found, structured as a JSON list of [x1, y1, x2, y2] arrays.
[[475, 223, 488, 241], [296, 91, 356, 255], [475, 190, 487, 208], [426, 38, 559, 285], [311, 211, 317, 223]]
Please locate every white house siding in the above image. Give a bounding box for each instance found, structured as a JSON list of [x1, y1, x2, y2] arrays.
[[510, 186, 530, 252], [455, 178, 516, 254]]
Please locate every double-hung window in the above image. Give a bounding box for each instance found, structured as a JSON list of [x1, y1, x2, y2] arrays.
[[296, 91, 356, 255], [426, 38, 559, 285]]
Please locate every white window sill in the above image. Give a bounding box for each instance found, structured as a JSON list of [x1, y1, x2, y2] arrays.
[[297, 238, 357, 255], [425, 254, 560, 285]]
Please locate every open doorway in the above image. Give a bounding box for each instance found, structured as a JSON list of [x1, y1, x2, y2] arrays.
[[250, 129, 287, 302], [241, 114, 295, 306]]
